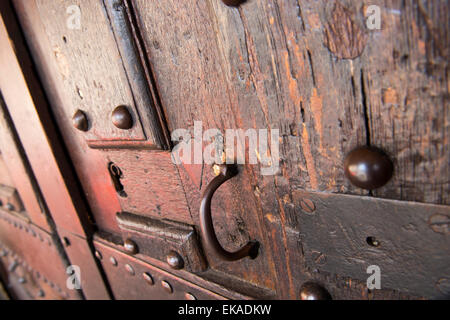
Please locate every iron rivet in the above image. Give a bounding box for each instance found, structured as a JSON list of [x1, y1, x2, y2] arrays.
[[18, 277, 26, 284], [62, 237, 70, 247], [95, 251, 103, 260], [300, 199, 316, 214], [166, 251, 184, 270], [300, 282, 332, 300], [125, 264, 135, 276], [185, 292, 197, 300], [161, 280, 173, 294], [110, 257, 118, 266], [72, 110, 89, 132], [112, 106, 133, 130], [221, 0, 247, 7], [124, 239, 138, 255], [37, 290, 45, 298], [6, 203, 15, 211], [344, 146, 393, 190], [143, 272, 154, 286]]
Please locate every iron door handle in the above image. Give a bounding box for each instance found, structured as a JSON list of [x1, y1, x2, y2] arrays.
[[199, 164, 259, 262]]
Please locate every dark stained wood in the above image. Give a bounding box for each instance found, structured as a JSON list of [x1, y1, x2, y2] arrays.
[[6, 0, 448, 300], [358, 0, 449, 204], [132, 0, 449, 299]]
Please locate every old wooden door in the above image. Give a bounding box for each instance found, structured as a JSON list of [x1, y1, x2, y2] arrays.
[[1, 0, 449, 300]]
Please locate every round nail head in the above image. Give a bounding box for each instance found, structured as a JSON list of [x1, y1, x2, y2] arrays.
[[300, 282, 332, 300], [124, 239, 138, 255], [112, 106, 133, 130], [344, 146, 393, 190], [166, 251, 184, 270], [72, 110, 89, 132]]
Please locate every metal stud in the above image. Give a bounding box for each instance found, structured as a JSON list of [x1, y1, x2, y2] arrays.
[[111, 105, 133, 130], [185, 292, 197, 300], [72, 110, 89, 132], [143, 272, 154, 286], [37, 290, 45, 298], [125, 264, 135, 276], [344, 146, 393, 190], [221, 0, 247, 7], [299, 282, 332, 300], [6, 203, 15, 211], [95, 251, 103, 260], [62, 237, 71, 247], [161, 280, 173, 294], [166, 251, 184, 270], [110, 257, 118, 266], [18, 277, 26, 284], [124, 239, 138, 255]]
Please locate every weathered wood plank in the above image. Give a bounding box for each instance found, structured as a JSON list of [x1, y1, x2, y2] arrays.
[[34, 0, 156, 146], [133, 0, 278, 292], [134, 0, 448, 299], [358, 0, 449, 204]]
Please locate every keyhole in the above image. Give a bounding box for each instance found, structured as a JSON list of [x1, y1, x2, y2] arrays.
[[108, 162, 127, 198]]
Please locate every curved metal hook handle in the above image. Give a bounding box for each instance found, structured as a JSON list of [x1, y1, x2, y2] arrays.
[[200, 164, 259, 262]]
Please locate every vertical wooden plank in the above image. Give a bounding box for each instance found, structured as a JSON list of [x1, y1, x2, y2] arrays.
[[132, 0, 278, 293], [359, 0, 449, 204], [13, 0, 123, 235], [0, 97, 51, 231], [0, 2, 110, 299]]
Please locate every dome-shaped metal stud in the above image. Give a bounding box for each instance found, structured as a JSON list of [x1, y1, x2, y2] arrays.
[[112, 105, 133, 130], [161, 280, 173, 294], [124, 239, 138, 255], [143, 272, 154, 286], [221, 0, 247, 7], [300, 282, 332, 300], [166, 251, 184, 270], [125, 264, 135, 276], [344, 146, 393, 190], [72, 110, 89, 132]]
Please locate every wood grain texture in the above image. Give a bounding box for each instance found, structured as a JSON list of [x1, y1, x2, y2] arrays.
[[34, 0, 147, 143], [134, 0, 448, 299], [358, 0, 449, 204], [11, 0, 448, 300], [133, 0, 278, 292], [106, 150, 193, 224], [13, 0, 123, 234], [1, 1, 111, 299]]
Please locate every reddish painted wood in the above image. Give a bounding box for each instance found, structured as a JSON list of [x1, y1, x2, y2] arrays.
[[0, 2, 110, 299], [0, 98, 50, 231], [5, 0, 448, 300]]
